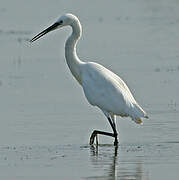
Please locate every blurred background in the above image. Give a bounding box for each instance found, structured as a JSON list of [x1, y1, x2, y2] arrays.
[[0, 0, 179, 179]]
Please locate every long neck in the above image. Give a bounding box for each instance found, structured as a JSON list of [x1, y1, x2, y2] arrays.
[[65, 21, 83, 85]]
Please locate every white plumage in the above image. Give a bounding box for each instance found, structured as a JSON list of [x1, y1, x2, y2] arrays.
[[81, 62, 148, 124], [30, 13, 148, 145]]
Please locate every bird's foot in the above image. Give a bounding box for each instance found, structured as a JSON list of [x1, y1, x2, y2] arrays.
[[89, 130, 97, 145], [90, 130, 118, 146]]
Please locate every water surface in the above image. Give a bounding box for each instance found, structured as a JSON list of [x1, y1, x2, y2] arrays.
[[0, 0, 179, 179]]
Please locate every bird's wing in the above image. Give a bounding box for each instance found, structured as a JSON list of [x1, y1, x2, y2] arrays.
[[81, 62, 148, 121], [99, 64, 137, 103], [82, 62, 136, 101]]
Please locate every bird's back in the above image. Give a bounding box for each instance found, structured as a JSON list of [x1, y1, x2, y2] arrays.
[[81, 62, 148, 123]]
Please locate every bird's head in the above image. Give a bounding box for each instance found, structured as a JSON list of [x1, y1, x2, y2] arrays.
[[30, 13, 80, 42]]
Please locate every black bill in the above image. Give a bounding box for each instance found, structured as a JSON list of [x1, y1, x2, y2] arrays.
[[30, 22, 59, 42]]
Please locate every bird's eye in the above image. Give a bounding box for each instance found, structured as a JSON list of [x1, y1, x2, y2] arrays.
[[59, 20, 63, 24]]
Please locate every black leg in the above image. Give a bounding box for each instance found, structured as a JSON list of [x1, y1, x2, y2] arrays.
[[89, 117, 119, 146], [107, 117, 118, 146], [90, 130, 115, 145]]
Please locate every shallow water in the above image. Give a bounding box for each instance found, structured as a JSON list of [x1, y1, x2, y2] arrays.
[[0, 0, 179, 179], [0, 143, 179, 179]]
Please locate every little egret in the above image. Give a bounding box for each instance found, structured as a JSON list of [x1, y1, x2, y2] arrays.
[[30, 13, 148, 146]]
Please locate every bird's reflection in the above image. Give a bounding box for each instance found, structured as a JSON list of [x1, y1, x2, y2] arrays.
[[89, 145, 149, 180], [90, 145, 118, 180]]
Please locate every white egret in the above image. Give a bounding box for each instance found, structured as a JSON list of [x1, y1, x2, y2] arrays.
[[30, 13, 148, 146]]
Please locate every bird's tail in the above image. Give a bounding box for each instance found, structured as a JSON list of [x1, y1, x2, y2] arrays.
[[131, 103, 149, 124], [133, 118, 143, 124]]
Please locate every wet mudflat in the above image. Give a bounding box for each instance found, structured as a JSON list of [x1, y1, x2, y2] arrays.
[[0, 0, 179, 179]]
